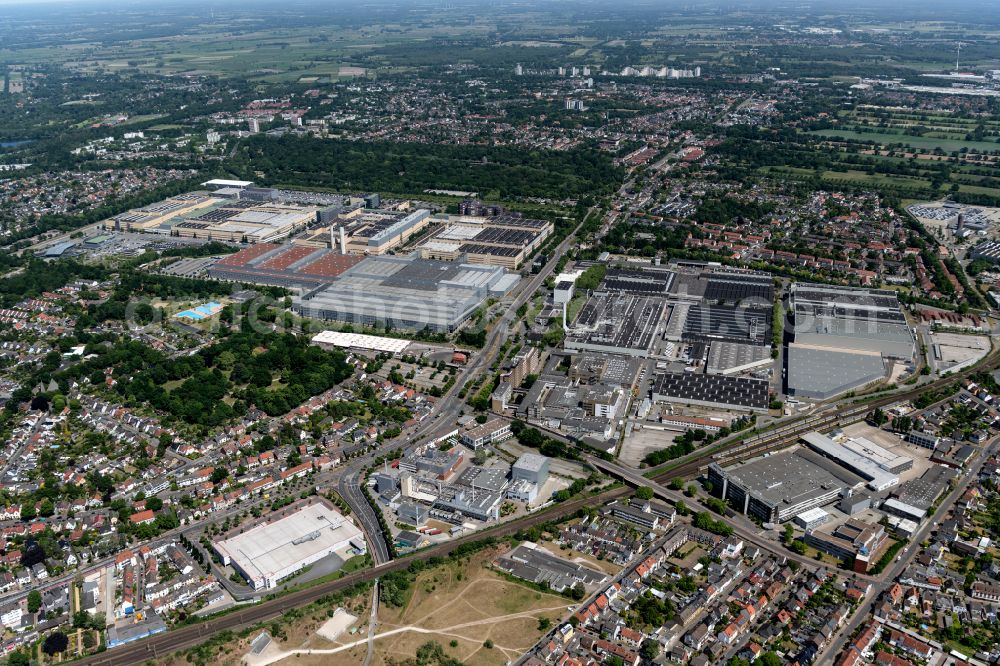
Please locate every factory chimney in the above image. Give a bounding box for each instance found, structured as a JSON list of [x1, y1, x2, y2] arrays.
[[339, 226, 347, 255]]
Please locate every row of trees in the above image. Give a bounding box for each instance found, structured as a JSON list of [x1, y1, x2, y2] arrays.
[[510, 420, 580, 461], [693, 511, 734, 537]]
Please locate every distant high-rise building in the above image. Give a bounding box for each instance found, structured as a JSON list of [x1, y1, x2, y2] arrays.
[[564, 98, 586, 112], [206, 131, 221, 145], [248, 117, 260, 133], [558, 66, 566, 76], [582, 66, 591, 76], [620, 65, 701, 79], [571, 67, 579, 77], [515, 63, 524, 76]]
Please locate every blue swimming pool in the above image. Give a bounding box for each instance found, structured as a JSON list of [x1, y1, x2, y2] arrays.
[[174, 301, 224, 321]]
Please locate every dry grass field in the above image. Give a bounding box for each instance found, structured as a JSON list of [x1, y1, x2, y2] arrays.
[[171, 546, 574, 666], [300, 547, 571, 666]]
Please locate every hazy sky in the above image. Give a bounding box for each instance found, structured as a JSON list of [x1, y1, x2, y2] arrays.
[[0, 0, 997, 17]]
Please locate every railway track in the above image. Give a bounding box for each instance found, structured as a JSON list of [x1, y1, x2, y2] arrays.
[[72, 485, 630, 666], [651, 345, 1000, 484], [76, 328, 999, 666]]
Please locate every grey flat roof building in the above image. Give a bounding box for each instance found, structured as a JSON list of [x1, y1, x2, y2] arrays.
[[786, 343, 886, 400], [565, 294, 664, 358], [598, 267, 675, 295], [652, 372, 770, 412], [433, 487, 503, 522], [397, 501, 429, 527], [789, 283, 915, 360], [708, 448, 865, 523], [457, 466, 509, 493], [801, 431, 900, 492], [569, 351, 643, 387], [792, 317, 914, 359], [838, 493, 872, 515], [512, 453, 550, 485], [682, 303, 773, 347], [970, 240, 1000, 263], [415, 448, 463, 478], [891, 466, 955, 510], [494, 543, 606, 592], [293, 255, 515, 333], [707, 341, 773, 376]]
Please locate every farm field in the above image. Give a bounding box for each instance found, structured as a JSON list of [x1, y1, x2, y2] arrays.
[[805, 129, 1000, 154], [759, 166, 934, 192]]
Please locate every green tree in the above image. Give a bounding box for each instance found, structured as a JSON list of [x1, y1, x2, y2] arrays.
[[6, 652, 29, 666], [869, 408, 888, 426], [27, 589, 42, 613], [41, 632, 68, 656], [759, 653, 782, 666], [783, 523, 795, 545], [892, 415, 912, 433], [635, 486, 654, 500], [217, 350, 236, 370]]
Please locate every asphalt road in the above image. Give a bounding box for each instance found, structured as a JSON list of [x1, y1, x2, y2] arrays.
[[333, 209, 597, 565], [644, 343, 1000, 479], [818, 435, 1000, 662], [75, 204, 995, 664], [587, 456, 879, 579], [512, 528, 673, 666], [338, 470, 392, 564], [71, 483, 630, 666]]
